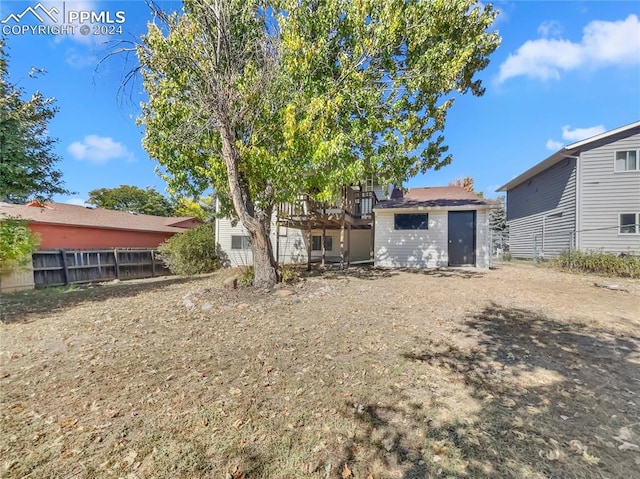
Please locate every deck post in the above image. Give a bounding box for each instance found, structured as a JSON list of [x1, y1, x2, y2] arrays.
[[321, 225, 326, 267], [370, 212, 375, 260], [340, 211, 346, 270], [347, 223, 351, 268], [306, 220, 312, 271], [275, 212, 280, 268]]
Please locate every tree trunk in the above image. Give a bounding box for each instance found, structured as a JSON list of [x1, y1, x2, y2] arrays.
[[217, 112, 279, 287], [249, 218, 279, 288]]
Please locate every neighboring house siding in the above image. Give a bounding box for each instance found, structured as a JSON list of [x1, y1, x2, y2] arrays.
[[578, 131, 640, 253], [506, 158, 576, 258], [29, 223, 175, 249], [375, 209, 489, 268]]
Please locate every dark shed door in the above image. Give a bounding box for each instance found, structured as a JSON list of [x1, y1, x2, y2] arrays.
[[448, 211, 476, 266]]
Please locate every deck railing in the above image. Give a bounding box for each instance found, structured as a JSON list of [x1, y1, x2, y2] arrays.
[[278, 188, 378, 222]]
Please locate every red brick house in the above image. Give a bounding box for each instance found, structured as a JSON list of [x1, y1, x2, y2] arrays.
[[0, 201, 202, 249]]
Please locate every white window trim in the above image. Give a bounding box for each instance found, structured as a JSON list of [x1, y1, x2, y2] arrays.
[[618, 212, 640, 235], [613, 149, 640, 173], [231, 235, 250, 249], [311, 235, 333, 251]]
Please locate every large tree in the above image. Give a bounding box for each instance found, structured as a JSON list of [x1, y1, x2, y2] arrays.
[[136, 0, 501, 287], [87, 185, 174, 216], [0, 40, 70, 203]]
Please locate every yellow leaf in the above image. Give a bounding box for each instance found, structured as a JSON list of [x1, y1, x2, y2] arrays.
[[342, 464, 352, 478], [582, 452, 600, 464]]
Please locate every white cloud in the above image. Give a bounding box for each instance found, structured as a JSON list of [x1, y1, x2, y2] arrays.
[[546, 139, 564, 151], [537, 20, 563, 38], [65, 49, 97, 69], [561, 124, 606, 142], [498, 14, 640, 83], [68, 135, 134, 164]]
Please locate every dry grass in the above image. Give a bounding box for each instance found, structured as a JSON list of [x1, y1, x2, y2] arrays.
[[1, 264, 639, 478]]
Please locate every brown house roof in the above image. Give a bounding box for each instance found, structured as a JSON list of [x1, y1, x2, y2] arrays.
[[375, 186, 496, 210], [0, 202, 202, 233]]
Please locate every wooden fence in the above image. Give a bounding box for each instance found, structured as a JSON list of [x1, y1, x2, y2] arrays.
[[32, 248, 171, 288]]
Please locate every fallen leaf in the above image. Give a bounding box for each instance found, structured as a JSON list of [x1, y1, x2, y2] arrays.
[[618, 441, 640, 452], [569, 440, 586, 454], [539, 449, 560, 461], [342, 464, 352, 478], [582, 452, 600, 464], [433, 440, 447, 455], [121, 450, 137, 468], [303, 462, 320, 474], [513, 430, 528, 440]]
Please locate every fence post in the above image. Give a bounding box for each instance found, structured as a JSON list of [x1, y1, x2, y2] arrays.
[[151, 249, 156, 277], [60, 249, 69, 285], [114, 248, 120, 279]]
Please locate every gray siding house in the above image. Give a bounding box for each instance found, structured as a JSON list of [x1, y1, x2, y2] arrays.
[[497, 121, 640, 258]]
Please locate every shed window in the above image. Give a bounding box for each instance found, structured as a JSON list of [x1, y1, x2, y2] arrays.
[[619, 213, 640, 234], [394, 213, 428, 230], [312, 235, 333, 251], [615, 150, 639, 172], [231, 235, 250, 249]]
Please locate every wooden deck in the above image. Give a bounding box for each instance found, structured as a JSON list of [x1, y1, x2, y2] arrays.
[[278, 188, 377, 230], [277, 187, 378, 269]]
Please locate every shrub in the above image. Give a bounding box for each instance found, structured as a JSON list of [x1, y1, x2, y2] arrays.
[[157, 223, 220, 275], [238, 266, 254, 286], [553, 250, 640, 278], [0, 218, 40, 272], [280, 265, 300, 284]]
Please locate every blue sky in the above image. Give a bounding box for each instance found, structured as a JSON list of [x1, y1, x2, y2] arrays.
[[2, 0, 639, 205]]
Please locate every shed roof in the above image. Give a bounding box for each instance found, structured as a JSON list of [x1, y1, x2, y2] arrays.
[[497, 120, 640, 192], [374, 186, 495, 210], [0, 202, 201, 233]]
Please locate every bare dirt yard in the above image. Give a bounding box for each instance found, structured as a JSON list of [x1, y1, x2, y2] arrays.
[[1, 263, 639, 479]]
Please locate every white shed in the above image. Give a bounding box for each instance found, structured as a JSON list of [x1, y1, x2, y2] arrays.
[[373, 186, 494, 268]]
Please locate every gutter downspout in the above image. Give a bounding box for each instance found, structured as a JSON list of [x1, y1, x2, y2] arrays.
[[561, 154, 580, 251]]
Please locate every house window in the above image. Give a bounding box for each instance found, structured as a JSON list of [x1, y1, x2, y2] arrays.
[[619, 213, 640, 234], [614, 150, 639, 172], [231, 235, 250, 249], [394, 213, 428, 230], [312, 235, 333, 251]]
